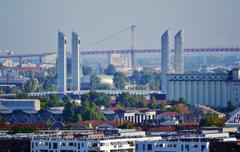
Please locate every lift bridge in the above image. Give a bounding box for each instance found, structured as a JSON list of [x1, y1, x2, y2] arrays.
[[0, 25, 240, 66]]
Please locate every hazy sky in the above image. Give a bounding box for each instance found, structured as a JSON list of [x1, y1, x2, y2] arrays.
[[0, 0, 240, 54]]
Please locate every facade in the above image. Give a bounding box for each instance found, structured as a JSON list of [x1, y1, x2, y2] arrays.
[[0, 99, 40, 111], [115, 109, 156, 124], [31, 137, 162, 152], [161, 30, 171, 92], [58, 31, 67, 93], [167, 68, 240, 107], [72, 32, 81, 91], [109, 54, 131, 72], [136, 138, 210, 152], [174, 30, 184, 74]]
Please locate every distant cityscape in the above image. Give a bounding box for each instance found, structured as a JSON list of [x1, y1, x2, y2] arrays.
[[0, 20, 240, 152]]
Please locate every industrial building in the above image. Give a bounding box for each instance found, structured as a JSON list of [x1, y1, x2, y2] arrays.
[[167, 68, 240, 107]]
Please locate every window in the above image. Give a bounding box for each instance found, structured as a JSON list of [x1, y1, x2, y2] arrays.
[[201, 145, 206, 151], [136, 144, 138, 150], [143, 144, 145, 150], [147, 144, 152, 150], [53, 143, 58, 149]]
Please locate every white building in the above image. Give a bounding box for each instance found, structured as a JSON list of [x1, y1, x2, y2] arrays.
[[161, 30, 171, 93], [72, 32, 81, 91], [174, 30, 184, 74], [31, 136, 162, 152], [136, 138, 210, 152], [0, 99, 40, 111], [167, 68, 240, 107], [58, 31, 67, 93]]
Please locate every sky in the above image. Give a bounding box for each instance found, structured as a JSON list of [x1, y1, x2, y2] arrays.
[[0, 0, 240, 54]]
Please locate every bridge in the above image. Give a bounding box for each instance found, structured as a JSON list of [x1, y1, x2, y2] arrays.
[[1, 25, 239, 66], [0, 90, 164, 98], [1, 47, 240, 58]]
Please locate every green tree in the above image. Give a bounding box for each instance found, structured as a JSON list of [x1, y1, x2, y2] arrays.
[[116, 92, 146, 107], [82, 66, 93, 75], [24, 79, 40, 93], [8, 125, 38, 134], [80, 102, 107, 120], [40, 94, 63, 108], [199, 115, 225, 127], [119, 121, 134, 129], [81, 91, 110, 107], [63, 100, 81, 122], [113, 72, 126, 89], [90, 74, 101, 90], [104, 64, 116, 75], [227, 101, 237, 112], [43, 79, 56, 92]]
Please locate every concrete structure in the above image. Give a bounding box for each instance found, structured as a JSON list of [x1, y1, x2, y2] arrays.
[[72, 32, 81, 91], [161, 30, 171, 92], [131, 25, 136, 71], [174, 30, 184, 74], [167, 68, 240, 107], [58, 31, 67, 93]]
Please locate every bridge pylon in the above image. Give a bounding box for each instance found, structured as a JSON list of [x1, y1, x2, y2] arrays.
[[131, 25, 136, 71]]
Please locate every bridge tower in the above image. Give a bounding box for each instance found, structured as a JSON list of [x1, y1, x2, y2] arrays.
[[130, 25, 136, 71]]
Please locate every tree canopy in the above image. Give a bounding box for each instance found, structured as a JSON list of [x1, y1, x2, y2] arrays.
[[104, 64, 116, 75], [89, 74, 101, 90], [113, 72, 126, 89]]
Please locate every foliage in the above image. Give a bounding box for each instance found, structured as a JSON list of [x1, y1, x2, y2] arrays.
[[104, 64, 116, 75], [63, 100, 82, 122], [119, 121, 134, 129], [8, 125, 38, 134], [24, 79, 40, 93], [80, 102, 107, 121], [81, 91, 110, 107], [89, 74, 101, 90], [42, 78, 56, 92], [199, 115, 225, 127], [173, 103, 189, 114], [148, 101, 167, 111], [129, 71, 161, 90], [82, 66, 93, 75], [227, 101, 237, 112], [113, 72, 126, 89], [116, 92, 146, 107], [40, 94, 64, 108], [15, 92, 28, 99]]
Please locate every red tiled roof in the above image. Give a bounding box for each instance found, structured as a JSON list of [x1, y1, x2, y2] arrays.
[[15, 66, 41, 72], [148, 126, 176, 132], [82, 120, 103, 127]]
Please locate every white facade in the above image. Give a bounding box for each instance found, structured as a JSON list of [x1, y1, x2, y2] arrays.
[[31, 137, 162, 152], [120, 110, 156, 124], [0, 99, 40, 111], [161, 30, 171, 92], [58, 31, 67, 93], [72, 32, 81, 91], [174, 30, 184, 74], [167, 71, 240, 107], [136, 138, 210, 152]]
